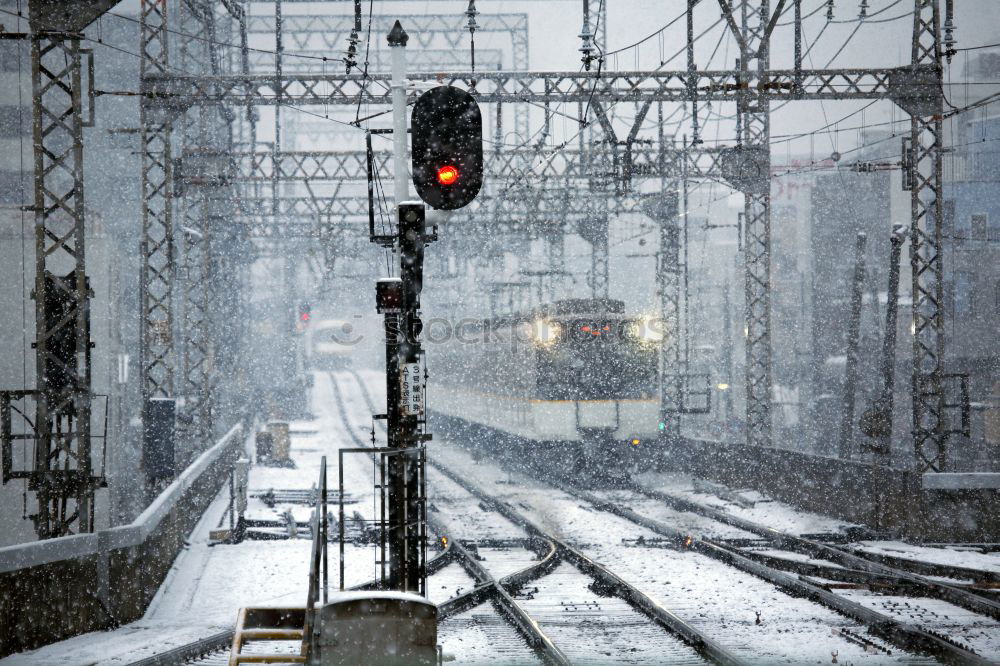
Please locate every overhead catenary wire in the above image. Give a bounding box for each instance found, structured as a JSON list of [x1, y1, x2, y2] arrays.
[[354, 0, 377, 125]]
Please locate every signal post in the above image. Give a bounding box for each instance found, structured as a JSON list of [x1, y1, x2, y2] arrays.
[[376, 20, 483, 596]]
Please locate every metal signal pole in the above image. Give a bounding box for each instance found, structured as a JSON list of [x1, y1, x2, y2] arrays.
[[375, 22, 431, 595]]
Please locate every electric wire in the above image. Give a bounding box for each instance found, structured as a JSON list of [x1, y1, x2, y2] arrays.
[[354, 0, 377, 125]]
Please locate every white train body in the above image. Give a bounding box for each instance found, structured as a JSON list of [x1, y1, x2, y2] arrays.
[[428, 299, 661, 445]]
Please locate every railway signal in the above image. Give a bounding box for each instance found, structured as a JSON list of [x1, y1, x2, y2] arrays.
[[295, 302, 311, 333], [410, 85, 483, 210]]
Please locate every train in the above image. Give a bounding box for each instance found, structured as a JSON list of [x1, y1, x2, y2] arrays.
[[428, 298, 663, 472]]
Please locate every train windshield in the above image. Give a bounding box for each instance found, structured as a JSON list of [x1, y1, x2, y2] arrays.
[[535, 318, 657, 400]]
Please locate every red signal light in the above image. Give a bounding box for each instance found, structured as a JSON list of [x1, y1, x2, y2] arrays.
[[300, 312, 310, 322], [436, 165, 459, 186]]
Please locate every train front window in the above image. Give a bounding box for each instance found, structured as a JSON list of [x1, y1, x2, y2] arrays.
[[536, 319, 657, 400]]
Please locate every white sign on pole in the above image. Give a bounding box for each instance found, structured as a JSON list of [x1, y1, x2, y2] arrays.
[[400, 363, 424, 416]]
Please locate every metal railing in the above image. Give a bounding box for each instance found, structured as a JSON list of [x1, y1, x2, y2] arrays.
[[304, 455, 330, 656]]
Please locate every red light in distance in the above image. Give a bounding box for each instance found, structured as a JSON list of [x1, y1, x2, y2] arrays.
[[436, 165, 459, 186]]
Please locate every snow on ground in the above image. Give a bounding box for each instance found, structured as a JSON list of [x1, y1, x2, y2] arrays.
[[837, 588, 1000, 657], [426, 561, 479, 605], [0, 620, 232, 666], [515, 561, 705, 665], [437, 605, 538, 665], [429, 442, 926, 664], [148, 372, 380, 623], [593, 489, 759, 541], [854, 540, 1000, 574], [634, 470, 860, 536], [3, 372, 379, 665]]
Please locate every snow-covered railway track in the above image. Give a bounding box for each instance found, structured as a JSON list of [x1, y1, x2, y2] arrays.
[[340, 370, 1000, 662], [338, 371, 720, 664], [615, 482, 1000, 659], [347, 370, 929, 662], [630, 482, 1000, 609], [564, 480, 995, 663], [331, 371, 574, 663], [427, 460, 725, 665]]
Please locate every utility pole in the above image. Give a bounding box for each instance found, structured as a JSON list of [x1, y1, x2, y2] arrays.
[[838, 233, 867, 459], [861, 225, 906, 528], [722, 277, 734, 429]]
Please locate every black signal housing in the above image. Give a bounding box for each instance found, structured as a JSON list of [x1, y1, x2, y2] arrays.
[[410, 86, 483, 210]]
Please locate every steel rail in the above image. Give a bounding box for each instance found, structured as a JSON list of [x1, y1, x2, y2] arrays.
[[633, 482, 1000, 621], [840, 545, 1000, 586], [446, 535, 570, 666], [558, 482, 991, 665], [428, 456, 748, 666], [330, 372, 569, 665], [124, 631, 234, 666], [346, 370, 746, 665]]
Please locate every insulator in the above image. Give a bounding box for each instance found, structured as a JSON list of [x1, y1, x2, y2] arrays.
[[858, 0, 868, 19], [345, 29, 359, 72], [466, 0, 479, 32], [826, 0, 834, 21], [579, 22, 594, 70]]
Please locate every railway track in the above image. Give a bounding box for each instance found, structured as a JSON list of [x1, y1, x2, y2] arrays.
[[428, 426, 1000, 662], [342, 370, 1000, 663], [343, 371, 928, 663], [336, 371, 729, 664], [132, 371, 998, 665], [609, 481, 1000, 660], [563, 479, 999, 663]]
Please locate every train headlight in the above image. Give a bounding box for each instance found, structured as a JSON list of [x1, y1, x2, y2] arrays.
[[632, 316, 664, 344], [532, 319, 560, 346]]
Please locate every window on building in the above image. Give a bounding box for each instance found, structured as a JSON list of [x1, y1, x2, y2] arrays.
[[942, 200, 955, 235], [954, 208, 970, 237], [972, 213, 988, 240], [954, 271, 974, 318]]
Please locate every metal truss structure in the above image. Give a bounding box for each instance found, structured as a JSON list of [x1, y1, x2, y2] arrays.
[[137, 1, 950, 469], [143, 66, 911, 109], [245, 12, 528, 71], [139, 0, 174, 458], [172, 0, 248, 454], [648, 193, 683, 435], [246, 11, 528, 137], [27, 32, 98, 538], [220, 144, 728, 184], [907, 1, 947, 472], [0, 2, 106, 538], [249, 48, 506, 74], [727, 0, 775, 452]]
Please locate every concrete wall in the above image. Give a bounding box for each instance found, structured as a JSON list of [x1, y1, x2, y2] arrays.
[[671, 437, 1000, 542], [0, 425, 244, 658]]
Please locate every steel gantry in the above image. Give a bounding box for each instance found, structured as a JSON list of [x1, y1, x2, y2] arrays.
[[176, 0, 217, 456], [0, 1, 120, 538], [721, 0, 776, 452], [139, 0, 175, 480], [245, 12, 528, 71], [139, 1, 952, 468], [26, 29, 97, 538], [906, 1, 947, 472]]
